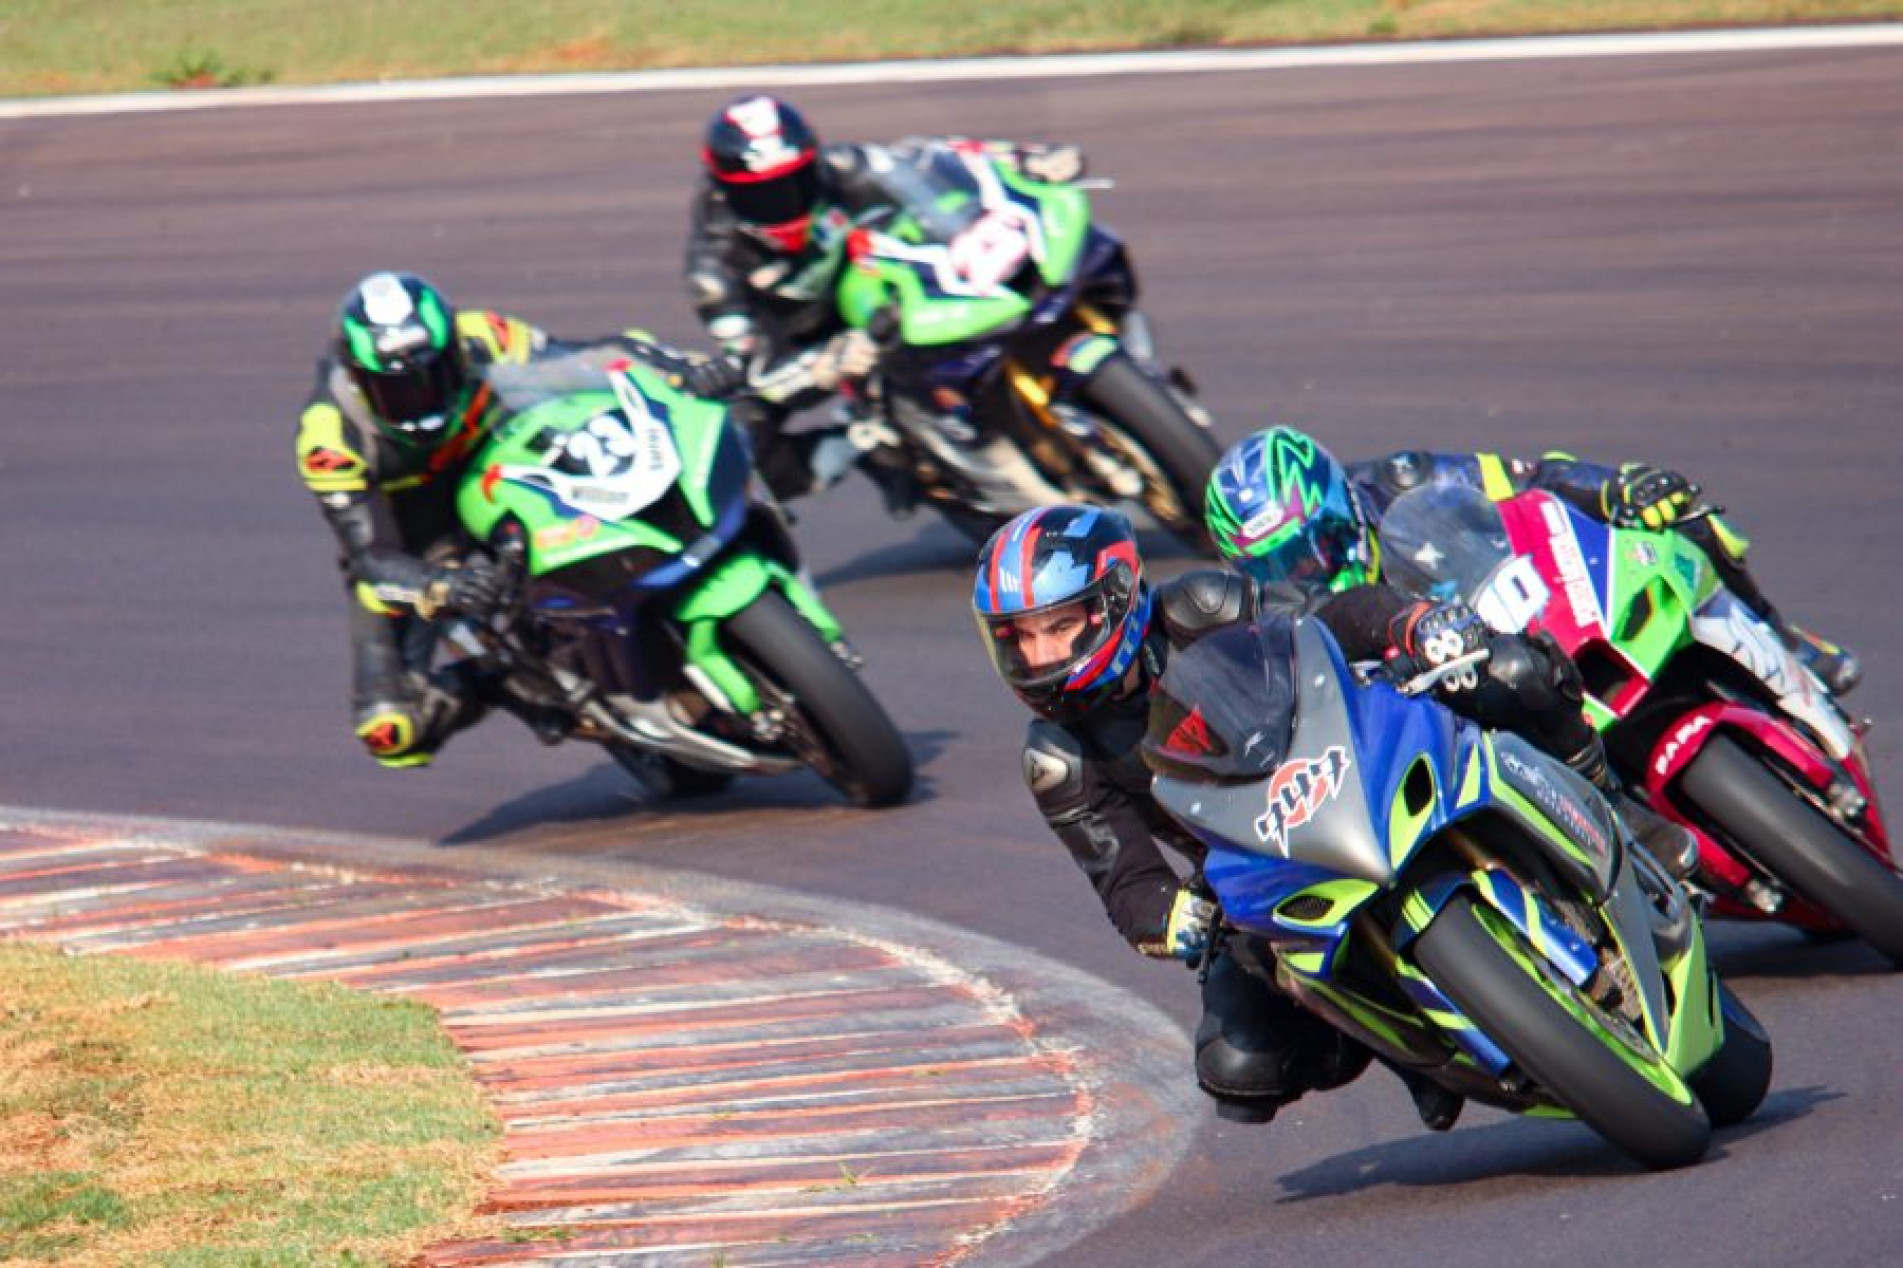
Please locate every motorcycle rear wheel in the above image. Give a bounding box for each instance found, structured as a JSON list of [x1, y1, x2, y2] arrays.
[[1081, 355, 1221, 550], [1677, 735, 1903, 968], [723, 589, 913, 808], [1413, 892, 1712, 1169]]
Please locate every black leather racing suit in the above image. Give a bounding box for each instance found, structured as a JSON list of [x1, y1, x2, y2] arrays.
[[684, 137, 1082, 499], [1021, 569, 1596, 1120]]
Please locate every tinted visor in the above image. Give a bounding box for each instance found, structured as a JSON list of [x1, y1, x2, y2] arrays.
[[1236, 505, 1368, 594], [979, 594, 1117, 694], [352, 349, 461, 430], [720, 156, 821, 228]]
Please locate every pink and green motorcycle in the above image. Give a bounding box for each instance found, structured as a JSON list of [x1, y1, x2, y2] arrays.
[[1379, 484, 1900, 965], [453, 353, 911, 807], [834, 141, 1220, 545]]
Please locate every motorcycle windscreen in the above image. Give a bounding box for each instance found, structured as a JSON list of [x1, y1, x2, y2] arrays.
[[1142, 618, 1297, 784]]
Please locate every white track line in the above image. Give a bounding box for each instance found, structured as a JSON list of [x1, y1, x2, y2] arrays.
[[4, 24, 1901, 121]]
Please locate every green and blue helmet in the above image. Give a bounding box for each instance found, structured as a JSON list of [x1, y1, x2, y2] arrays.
[[337, 271, 466, 446], [1204, 427, 1379, 594]]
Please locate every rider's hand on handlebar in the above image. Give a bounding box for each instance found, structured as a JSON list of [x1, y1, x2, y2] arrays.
[[1386, 599, 1489, 696], [1603, 463, 1701, 530], [425, 559, 506, 621], [1164, 888, 1216, 965], [811, 329, 880, 392], [675, 352, 748, 400], [1017, 143, 1085, 184]]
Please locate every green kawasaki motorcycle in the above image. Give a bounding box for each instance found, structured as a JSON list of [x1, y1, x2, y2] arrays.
[[452, 353, 912, 807], [834, 141, 1221, 545]]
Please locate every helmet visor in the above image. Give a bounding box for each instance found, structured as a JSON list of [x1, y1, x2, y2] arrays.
[[978, 594, 1119, 696], [353, 350, 461, 432], [721, 157, 821, 229], [1235, 501, 1370, 594]]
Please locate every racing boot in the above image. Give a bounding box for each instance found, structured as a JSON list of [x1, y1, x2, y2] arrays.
[[1781, 623, 1862, 697], [1393, 1065, 1464, 1133], [1563, 733, 1699, 881], [1616, 795, 1700, 884]]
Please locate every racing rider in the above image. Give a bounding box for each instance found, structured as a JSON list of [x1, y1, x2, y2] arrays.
[[685, 93, 1091, 503], [295, 271, 739, 768], [1204, 427, 1860, 695], [973, 504, 1630, 1130]]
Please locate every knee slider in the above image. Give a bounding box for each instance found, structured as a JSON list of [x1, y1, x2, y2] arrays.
[[354, 701, 431, 767]]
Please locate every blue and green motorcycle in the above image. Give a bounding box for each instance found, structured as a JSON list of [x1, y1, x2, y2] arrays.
[[1144, 615, 1771, 1168], [451, 353, 912, 807]]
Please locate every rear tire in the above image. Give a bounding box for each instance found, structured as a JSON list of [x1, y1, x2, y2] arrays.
[[1081, 355, 1221, 550], [1413, 892, 1711, 1169], [1677, 735, 1903, 968], [1690, 983, 1772, 1128], [723, 589, 913, 808]]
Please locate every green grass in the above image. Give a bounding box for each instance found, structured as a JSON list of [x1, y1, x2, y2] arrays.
[[0, 941, 499, 1265], [0, 1, 1898, 97]]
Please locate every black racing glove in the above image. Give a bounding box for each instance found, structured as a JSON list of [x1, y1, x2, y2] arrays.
[[1386, 599, 1489, 696], [1602, 464, 1700, 530], [423, 559, 505, 620], [675, 353, 748, 400]]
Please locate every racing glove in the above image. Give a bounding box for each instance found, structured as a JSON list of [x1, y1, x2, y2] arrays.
[[1164, 888, 1217, 964], [1386, 600, 1489, 696], [675, 352, 748, 400], [1602, 463, 1700, 530], [1017, 143, 1086, 184], [810, 329, 880, 392], [419, 559, 504, 621]]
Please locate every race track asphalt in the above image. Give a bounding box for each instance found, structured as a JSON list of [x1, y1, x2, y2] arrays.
[[3, 43, 1900, 1266]]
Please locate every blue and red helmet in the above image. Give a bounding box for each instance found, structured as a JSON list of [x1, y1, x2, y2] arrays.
[[1204, 427, 1379, 595], [973, 506, 1152, 720]]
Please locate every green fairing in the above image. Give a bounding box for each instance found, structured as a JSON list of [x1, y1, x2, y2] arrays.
[[457, 365, 728, 578], [673, 554, 847, 714], [836, 158, 1094, 347]]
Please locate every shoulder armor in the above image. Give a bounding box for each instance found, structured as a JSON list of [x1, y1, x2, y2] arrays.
[[296, 399, 369, 494], [1157, 569, 1252, 647], [1023, 720, 1088, 815], [458, 311, 545, 366]]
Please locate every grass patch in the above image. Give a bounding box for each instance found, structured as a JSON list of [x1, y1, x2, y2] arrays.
[[0, 2, 1899, 97], [0, 941, 500, 1265]]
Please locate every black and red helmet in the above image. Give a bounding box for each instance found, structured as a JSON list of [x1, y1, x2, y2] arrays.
[[703, 95, 822, 250]]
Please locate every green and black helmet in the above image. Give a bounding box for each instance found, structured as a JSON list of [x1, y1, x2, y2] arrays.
[[337, 272, 466, 444], [1204, 426, 1379, 595]]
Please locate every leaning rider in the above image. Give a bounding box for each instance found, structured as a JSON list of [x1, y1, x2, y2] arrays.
[[1205, 427, 1859, 695], [685, 93, 1092, 504], [294, 271, 739, 768], [973, 504, 1625, 1130]]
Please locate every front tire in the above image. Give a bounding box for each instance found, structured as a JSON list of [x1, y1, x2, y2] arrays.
[[723, 589, 913, 808], [1413, 892, 1712, 1169], [1081, 355, 1221, 550], [1690, 983, 1772, 1128], [1677, 735, 1903, 968]]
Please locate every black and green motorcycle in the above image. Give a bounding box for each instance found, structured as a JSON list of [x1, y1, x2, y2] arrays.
[[451, 353, 912, 807], [835, 141, 1221, 546]]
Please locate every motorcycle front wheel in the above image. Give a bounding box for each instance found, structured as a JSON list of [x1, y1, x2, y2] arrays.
[[722, 589, 913, 808], [1081, 355, 1221, 551], [1678, 735, 1903, 968], [1413, 891, 1712, 1169]]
